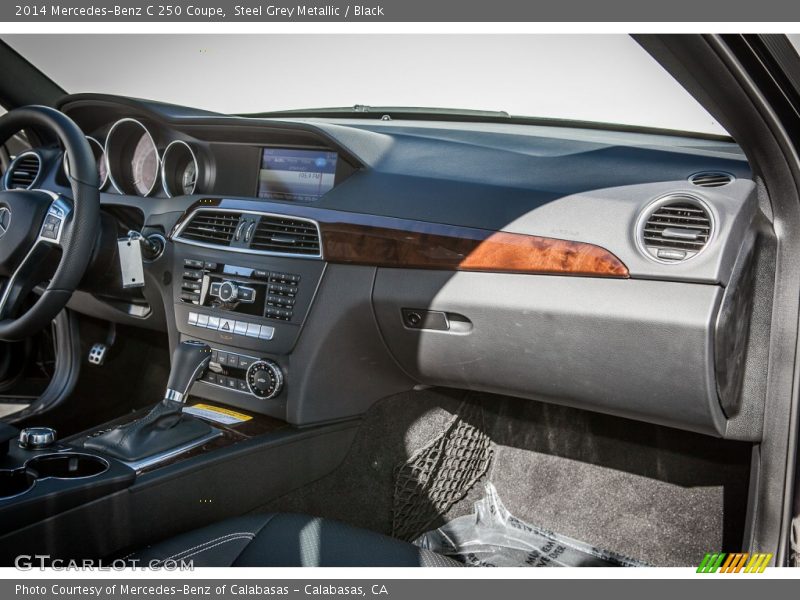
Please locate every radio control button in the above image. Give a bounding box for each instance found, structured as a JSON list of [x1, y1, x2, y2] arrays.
[[209, 282, 222, 296], [183, 259, 203, 268], [204, 262, 218, 271], [238, 287, 256, 302], [253, 269, 269, 280], [233, 321, 248, 335]]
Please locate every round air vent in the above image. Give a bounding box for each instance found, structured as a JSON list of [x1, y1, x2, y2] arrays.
[[3, 151, 41, 190], [638, 195, 713, 263], [689, 171, 733, 188]]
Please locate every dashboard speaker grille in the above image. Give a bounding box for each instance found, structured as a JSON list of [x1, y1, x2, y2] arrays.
[[251, 215, 321, 256], [4, 153, 41, 190], [689, 172, 733, 187], [641, 197, 712, 262], [179, 211, 239, 246]]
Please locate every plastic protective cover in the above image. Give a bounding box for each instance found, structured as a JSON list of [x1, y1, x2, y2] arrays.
[[415, 483, 648, 567]]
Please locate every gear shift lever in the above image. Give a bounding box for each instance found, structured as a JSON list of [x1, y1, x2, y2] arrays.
[[84, 341, 214, 462]]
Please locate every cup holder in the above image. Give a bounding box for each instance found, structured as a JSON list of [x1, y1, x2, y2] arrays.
[[0, 453, 109, 501], [27, 453, 109, 479], [0, 469, 36, 499]]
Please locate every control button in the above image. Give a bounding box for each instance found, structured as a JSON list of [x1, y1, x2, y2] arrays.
[[237, 380, 248, 392], [657, 248, 688, 261], [226, 378, 238, 390], [246, 323, 261, 338], [18, 427, 57, 450], [209, 282, 222, 296], [237, 355, 254, 369], [207, 316, 220, 330], [181, 292, 200, 302], [218, 281, 239, 303], [204, 261, 218, 271], [182, 281, 201, 291], [258, 325, 275, 340], [197, 314, 210, 328], [188, 312, 199, 325], [218, 318, 235, 333], [238, 287, 256, 302], [210, 349, 218, 362], [246, 360, 284, 399], [204, 372, 217, 384], [183, 269, 202, 279], [183, 259, 203, 269], [253, 269, 269, 280], [234, 321, 249, 335], [217, 376, 228, 387], [216, 351, 229, 365]]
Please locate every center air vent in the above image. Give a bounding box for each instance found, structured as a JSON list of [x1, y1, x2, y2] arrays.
[[3, 152, 41, 190], [689, 172, 733, 187], [178, 210, 239, 246], [174, 209, 322, 258], [639, 196, 713, 263], [250, 215, 321, 257]]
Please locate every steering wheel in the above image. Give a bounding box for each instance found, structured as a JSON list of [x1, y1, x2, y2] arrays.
[[0, 106, 99, 341]]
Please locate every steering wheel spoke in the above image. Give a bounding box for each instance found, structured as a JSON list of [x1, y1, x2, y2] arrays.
[[0, 241, 56, 320]]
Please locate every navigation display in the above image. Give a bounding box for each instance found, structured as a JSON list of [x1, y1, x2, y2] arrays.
[[256, 148, 338, 202]]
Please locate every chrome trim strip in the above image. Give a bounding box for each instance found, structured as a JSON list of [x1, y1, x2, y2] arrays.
[[105, 117, 161, 197], [161, 139, 199, 198], [120, 428, 222, 472], [172, 207, 324, 260], [2, 150, 42, 191]]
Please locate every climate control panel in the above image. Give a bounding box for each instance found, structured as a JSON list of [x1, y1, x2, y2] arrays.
[[199, 348, 284, 400]]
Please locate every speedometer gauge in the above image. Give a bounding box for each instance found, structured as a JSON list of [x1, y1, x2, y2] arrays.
[[105, 118, 160, 196], [131, 133, 159, 196]]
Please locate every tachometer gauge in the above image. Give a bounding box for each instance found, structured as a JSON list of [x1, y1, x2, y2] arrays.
[[63, 136, 108, 189], [161, 140, 201, 197], [105, 118, 160, 196]]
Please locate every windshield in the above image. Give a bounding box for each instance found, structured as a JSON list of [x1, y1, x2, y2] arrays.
[[3, 34, 726, 136]]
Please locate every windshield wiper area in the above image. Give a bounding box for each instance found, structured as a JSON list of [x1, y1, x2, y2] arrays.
[[241, 105, 512, 120]]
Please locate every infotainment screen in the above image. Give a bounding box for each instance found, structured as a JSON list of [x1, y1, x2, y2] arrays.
[[256, 148, 338, 202]]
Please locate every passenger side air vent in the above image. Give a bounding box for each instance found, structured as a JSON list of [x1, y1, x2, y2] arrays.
[[639, 196, 713, 263], [689, 172, 733, 188], [4, 152, 41, 190], [178, 210, 239, 246], [250, 215, 321, 256]]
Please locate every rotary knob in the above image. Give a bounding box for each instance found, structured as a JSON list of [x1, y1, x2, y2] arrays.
[[246, 360, 284, 399], [218, 280, 239, 303], [19, 427, 57, 450]]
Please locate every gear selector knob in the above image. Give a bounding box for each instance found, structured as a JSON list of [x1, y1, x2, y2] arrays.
[[164, 340, 212, 404]]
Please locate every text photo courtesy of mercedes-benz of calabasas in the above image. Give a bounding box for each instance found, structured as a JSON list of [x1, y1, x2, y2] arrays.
[[0, 33, 797, 569]]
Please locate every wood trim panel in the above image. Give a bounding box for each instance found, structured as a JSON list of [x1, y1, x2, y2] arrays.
[[320, 221, 629, 278]]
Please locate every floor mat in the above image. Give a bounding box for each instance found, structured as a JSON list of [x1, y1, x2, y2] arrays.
[[416, 482, 648, 567], [392, 399, 492, 541]]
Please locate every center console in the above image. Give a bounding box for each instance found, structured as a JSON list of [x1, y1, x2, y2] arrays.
[[171, 206, 326, 418]]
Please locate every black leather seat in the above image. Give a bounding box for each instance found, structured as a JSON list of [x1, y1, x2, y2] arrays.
[[130, 513, 462, 567]]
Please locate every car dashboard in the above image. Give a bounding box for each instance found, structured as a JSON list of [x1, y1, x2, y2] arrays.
[[4, 93, 767, 442]]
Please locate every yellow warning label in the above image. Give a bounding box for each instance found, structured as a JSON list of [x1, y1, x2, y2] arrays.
[[184, 403, 253, 425]]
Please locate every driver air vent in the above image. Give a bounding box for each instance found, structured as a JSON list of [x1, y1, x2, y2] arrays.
[[640, 197, 713, 263], [689, 172, 733, 187], [4, 152, 41, 190], [250, 216, 321, 256], [179, 211, 239, 246]]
